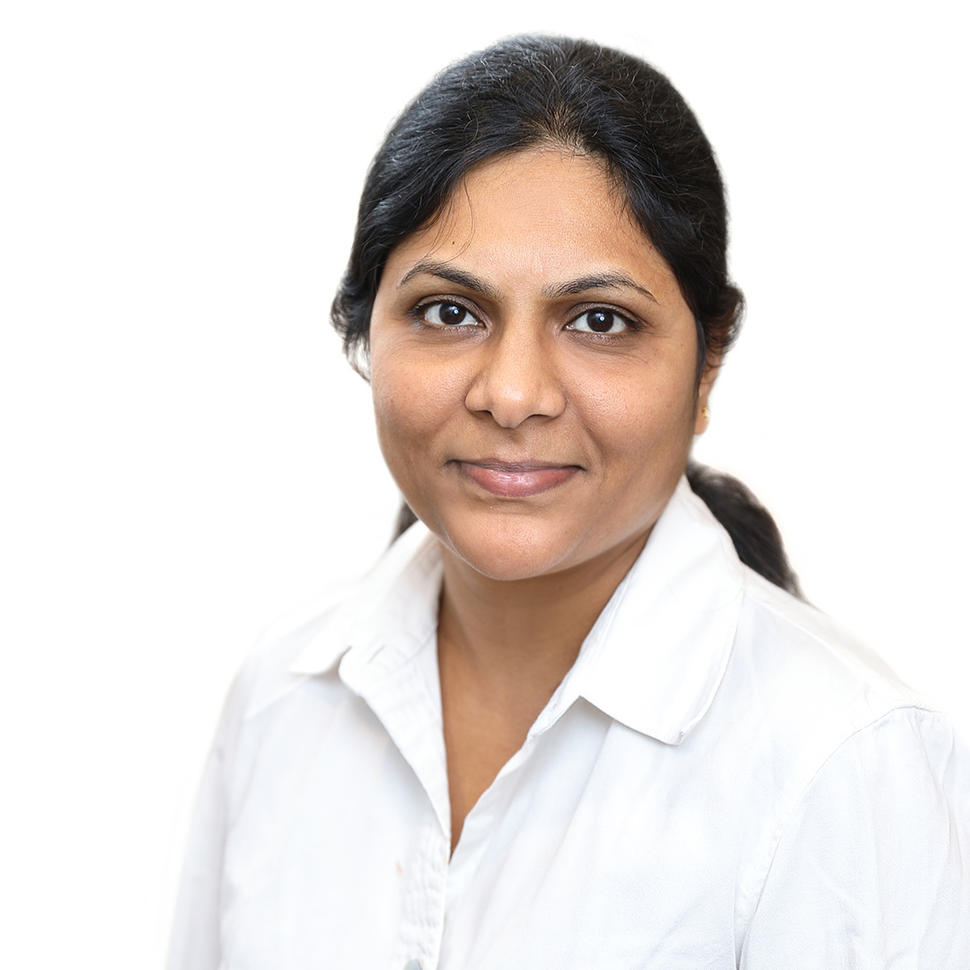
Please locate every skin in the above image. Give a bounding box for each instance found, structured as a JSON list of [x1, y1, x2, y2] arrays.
[[368, 147, 717, 852]]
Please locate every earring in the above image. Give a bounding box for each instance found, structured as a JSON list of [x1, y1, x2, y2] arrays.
[[702, 405, 711, 421]]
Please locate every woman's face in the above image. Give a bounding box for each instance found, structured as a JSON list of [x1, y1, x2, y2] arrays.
[[369, 148, 715, 582]]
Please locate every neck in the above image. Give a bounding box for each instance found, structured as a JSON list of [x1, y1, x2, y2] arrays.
[[436, 531, 649, 707]]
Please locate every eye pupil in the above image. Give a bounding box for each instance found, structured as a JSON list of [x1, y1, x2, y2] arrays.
[[588, 310, 614, 333], [440, 303, 466, 325]]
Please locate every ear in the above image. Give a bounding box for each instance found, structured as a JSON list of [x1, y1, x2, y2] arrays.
[[693, 355, 722, 435]]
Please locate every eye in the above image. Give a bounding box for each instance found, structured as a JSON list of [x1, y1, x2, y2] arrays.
[[567, 308, 633, 335], [415, 301, 479, 328]]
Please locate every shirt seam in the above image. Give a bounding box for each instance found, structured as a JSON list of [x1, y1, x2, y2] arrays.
[[736, 704, 946, 962]]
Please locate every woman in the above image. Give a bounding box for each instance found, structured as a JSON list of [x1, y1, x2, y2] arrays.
[[169, 36, 969, 968]]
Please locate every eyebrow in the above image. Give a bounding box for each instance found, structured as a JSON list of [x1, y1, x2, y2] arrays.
[[544, 272, 657, 303], [397, 260, 657, 304], [398, 261, 500, 300]]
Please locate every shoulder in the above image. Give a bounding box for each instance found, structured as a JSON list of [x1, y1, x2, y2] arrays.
[[717, 563, 950, 807], [737, 688, 970, 964], [700, 556, 955, 806], [217, 522, 442, 731], [730, 564, 930, 734], [720, 571, 970, 960], [217, 587, 357, 738]]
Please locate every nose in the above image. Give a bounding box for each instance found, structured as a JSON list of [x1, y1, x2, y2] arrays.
[[463, 321, 566, 429]]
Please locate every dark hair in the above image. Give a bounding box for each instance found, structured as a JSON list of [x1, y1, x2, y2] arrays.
[[332, 35, 801, 597]]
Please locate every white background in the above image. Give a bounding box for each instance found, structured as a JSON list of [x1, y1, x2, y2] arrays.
[[2, 0, 967, 965]]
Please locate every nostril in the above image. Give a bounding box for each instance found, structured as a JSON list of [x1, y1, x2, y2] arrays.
[[464, 373, 565, 428], [461, 327, 567, 428]]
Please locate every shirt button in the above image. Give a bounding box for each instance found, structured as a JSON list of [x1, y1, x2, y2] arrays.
[[403, 962, 422, 970]]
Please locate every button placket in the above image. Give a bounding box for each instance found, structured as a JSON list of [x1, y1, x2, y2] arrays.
[[394, 810, 449, 970]]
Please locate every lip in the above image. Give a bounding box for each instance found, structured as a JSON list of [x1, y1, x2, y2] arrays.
[[455, 459, 581, 498]]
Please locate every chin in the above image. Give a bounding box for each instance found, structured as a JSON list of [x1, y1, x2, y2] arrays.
[[436, 513, 587, 582]]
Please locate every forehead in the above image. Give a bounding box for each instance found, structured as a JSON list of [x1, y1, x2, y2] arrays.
[[382, 148, 680, 298]]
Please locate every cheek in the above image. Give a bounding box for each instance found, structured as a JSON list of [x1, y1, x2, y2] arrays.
[[577, 363, 697, 458], [370, 346, 467, 462]]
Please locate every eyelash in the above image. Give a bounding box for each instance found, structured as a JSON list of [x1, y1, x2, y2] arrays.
[[408, 299, 642, 340]]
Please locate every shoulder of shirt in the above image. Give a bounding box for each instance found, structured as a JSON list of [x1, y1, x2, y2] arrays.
[[219, 523, 439, 723], [729, 560, 944, 743], [725, 566, 965, 906], [729, 571, 969, 949], [223, 584, 359, 722]]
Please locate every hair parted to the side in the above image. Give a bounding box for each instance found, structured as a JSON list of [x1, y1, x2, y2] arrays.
[[331, 34, 801, 597]]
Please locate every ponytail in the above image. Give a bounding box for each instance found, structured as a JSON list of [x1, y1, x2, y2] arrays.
[[686, 461, 801, 597]]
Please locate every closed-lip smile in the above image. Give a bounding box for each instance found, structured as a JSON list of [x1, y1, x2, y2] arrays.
[[455, 459, 581, 498]]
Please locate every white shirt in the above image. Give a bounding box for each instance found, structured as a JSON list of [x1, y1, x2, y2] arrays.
[[168, 478, 970, 969]]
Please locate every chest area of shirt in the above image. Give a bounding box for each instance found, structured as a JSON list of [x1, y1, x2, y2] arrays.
[[220, 694, 749, 969]]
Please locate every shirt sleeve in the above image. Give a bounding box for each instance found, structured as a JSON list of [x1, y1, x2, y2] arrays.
[[166, 665, 250, 970], [740, 707, 970, 969]]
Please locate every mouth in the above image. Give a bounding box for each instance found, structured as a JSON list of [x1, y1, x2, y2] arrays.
[[454, 459, 581, 498]]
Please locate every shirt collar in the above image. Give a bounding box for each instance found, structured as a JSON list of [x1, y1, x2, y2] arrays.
[[288, 519, 443, 676], [551, 477, 745, 745], [289, 476, 745, 746]]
